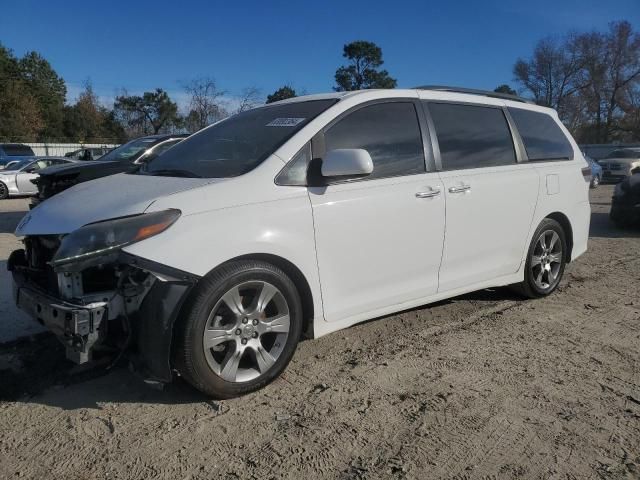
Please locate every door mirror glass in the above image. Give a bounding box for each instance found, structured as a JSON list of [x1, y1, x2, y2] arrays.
[[322, 149, 373, 178]]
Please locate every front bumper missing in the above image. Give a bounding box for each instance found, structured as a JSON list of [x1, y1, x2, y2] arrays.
[[9, 249, 199, 382], [13, 275, 106, 363]]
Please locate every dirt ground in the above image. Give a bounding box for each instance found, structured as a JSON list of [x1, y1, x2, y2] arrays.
[[0, 185, 638, 480]]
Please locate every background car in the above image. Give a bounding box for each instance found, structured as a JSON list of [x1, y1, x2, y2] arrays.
[[0, 157, 76, 199], [610, 168, 640, 227], [64, 147, 113, 161], [0, 143, 35, 169], [32, 134, 188, 206], [597, 148, 640, 182], [586, 155, 602, 188]]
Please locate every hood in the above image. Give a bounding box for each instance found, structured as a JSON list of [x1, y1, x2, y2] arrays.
[[38, 160, 121, 177], [16, 173, 220, 236]]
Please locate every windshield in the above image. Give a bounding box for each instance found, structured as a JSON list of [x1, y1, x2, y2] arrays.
[[145, 99, 336, 178], [3, 159, 31, 171], [607, 149, 640, 159], [97, 138, 160, 162]]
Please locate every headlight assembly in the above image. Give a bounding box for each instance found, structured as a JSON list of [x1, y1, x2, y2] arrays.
[[51, 209, 181, 267]]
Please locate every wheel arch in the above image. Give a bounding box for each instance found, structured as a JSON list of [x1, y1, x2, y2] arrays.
[[203, 253, 315, 339], [545, 211, 574, 262]]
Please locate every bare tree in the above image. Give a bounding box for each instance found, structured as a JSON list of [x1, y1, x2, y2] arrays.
[[183, 77, 228, 132], [513, 35, 586, 117], [575, 21, 640, 142], [514, 21, 640, 143], [235, 87, 262, 113]]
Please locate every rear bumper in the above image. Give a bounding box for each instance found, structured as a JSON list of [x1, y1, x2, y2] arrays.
[[570, 201, 591, 261]]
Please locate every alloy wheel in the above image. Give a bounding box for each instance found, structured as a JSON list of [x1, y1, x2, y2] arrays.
[[202, 281, 290, 382], [531, 230, 563, 290]]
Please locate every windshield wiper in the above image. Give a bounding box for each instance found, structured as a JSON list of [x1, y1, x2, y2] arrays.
[[146, 169, 202, 178]]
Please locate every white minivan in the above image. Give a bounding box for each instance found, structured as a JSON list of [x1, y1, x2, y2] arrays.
[[10, 87, 591, 398]]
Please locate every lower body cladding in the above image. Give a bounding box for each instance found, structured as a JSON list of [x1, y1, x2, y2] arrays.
[[8, 239, 198, 382]]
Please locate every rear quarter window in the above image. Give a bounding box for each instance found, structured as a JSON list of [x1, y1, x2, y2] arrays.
[[507, 108, 574, 161]]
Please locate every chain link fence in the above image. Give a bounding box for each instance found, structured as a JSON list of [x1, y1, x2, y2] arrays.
[[23, 142, 120, 157]]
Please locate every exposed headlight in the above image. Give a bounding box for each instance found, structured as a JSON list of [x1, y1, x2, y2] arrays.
[[51, 209, 181, 267]]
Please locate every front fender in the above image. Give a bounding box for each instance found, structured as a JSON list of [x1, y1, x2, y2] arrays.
[[123, 195, 324, 331]]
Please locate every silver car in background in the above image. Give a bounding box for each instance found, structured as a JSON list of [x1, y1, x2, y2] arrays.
[[0, 157, 77, 199], [598, 148, 640, 182]]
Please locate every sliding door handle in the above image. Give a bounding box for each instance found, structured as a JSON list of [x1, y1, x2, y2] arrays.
[[448, 185, 471, 194], [415, 188, 441, 199]]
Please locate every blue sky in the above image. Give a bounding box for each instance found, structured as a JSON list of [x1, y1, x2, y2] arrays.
[[2, 0, 639, 107]]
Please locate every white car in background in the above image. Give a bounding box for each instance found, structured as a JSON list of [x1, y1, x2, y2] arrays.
[[598, 148, 640, 182], [0, 157, 77, 199], [10, 87, 590, 398]]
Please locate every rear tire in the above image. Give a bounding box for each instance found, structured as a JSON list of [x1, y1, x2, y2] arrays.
[[175, 260, 303, 398], [0, 182, 8, 200], [514, 218, 567, 299]]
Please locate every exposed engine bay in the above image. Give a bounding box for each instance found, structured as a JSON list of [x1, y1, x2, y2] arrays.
[[8, 234, 197, 380]]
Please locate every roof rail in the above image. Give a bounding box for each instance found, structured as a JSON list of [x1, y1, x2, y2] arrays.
[[415, 85, 534, 104]]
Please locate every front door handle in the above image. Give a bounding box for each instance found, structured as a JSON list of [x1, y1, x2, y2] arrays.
[[448, 184, 471, 194], [415, 188, 441, 199]]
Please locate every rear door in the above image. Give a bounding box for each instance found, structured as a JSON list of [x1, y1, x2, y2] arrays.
[[425, 101, 539, 293], [308, 100, 446, 323]]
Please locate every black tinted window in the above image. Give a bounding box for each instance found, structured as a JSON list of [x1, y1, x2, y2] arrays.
[[147, 100, 336, 178], [429, 103, 516, 170], [324, 102, 425, 180], [3, 144, 34, 156], [508, 108, 573, 161]]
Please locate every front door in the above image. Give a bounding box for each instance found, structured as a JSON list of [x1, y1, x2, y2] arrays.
[[309, 101, 446, 323]]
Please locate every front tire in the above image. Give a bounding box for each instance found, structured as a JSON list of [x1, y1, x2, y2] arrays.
[[175, 260, 303, 398], [515, 218, 567, 299], [0, 181, 8, 200]]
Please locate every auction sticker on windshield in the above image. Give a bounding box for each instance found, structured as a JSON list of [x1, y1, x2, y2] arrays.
[[266, 118, 306, 127]]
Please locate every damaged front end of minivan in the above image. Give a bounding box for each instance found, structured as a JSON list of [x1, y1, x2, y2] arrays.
[[8, 209, 199, 382]]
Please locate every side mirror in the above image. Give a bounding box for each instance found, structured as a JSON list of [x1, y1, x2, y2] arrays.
[[321, 149, 373, 178]]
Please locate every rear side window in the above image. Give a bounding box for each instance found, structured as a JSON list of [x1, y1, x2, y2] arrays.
[[3, 144, 34, 156], [324, 102, 425, 180], [428, 103, 516, 170], [508, 108, 574, 161]]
